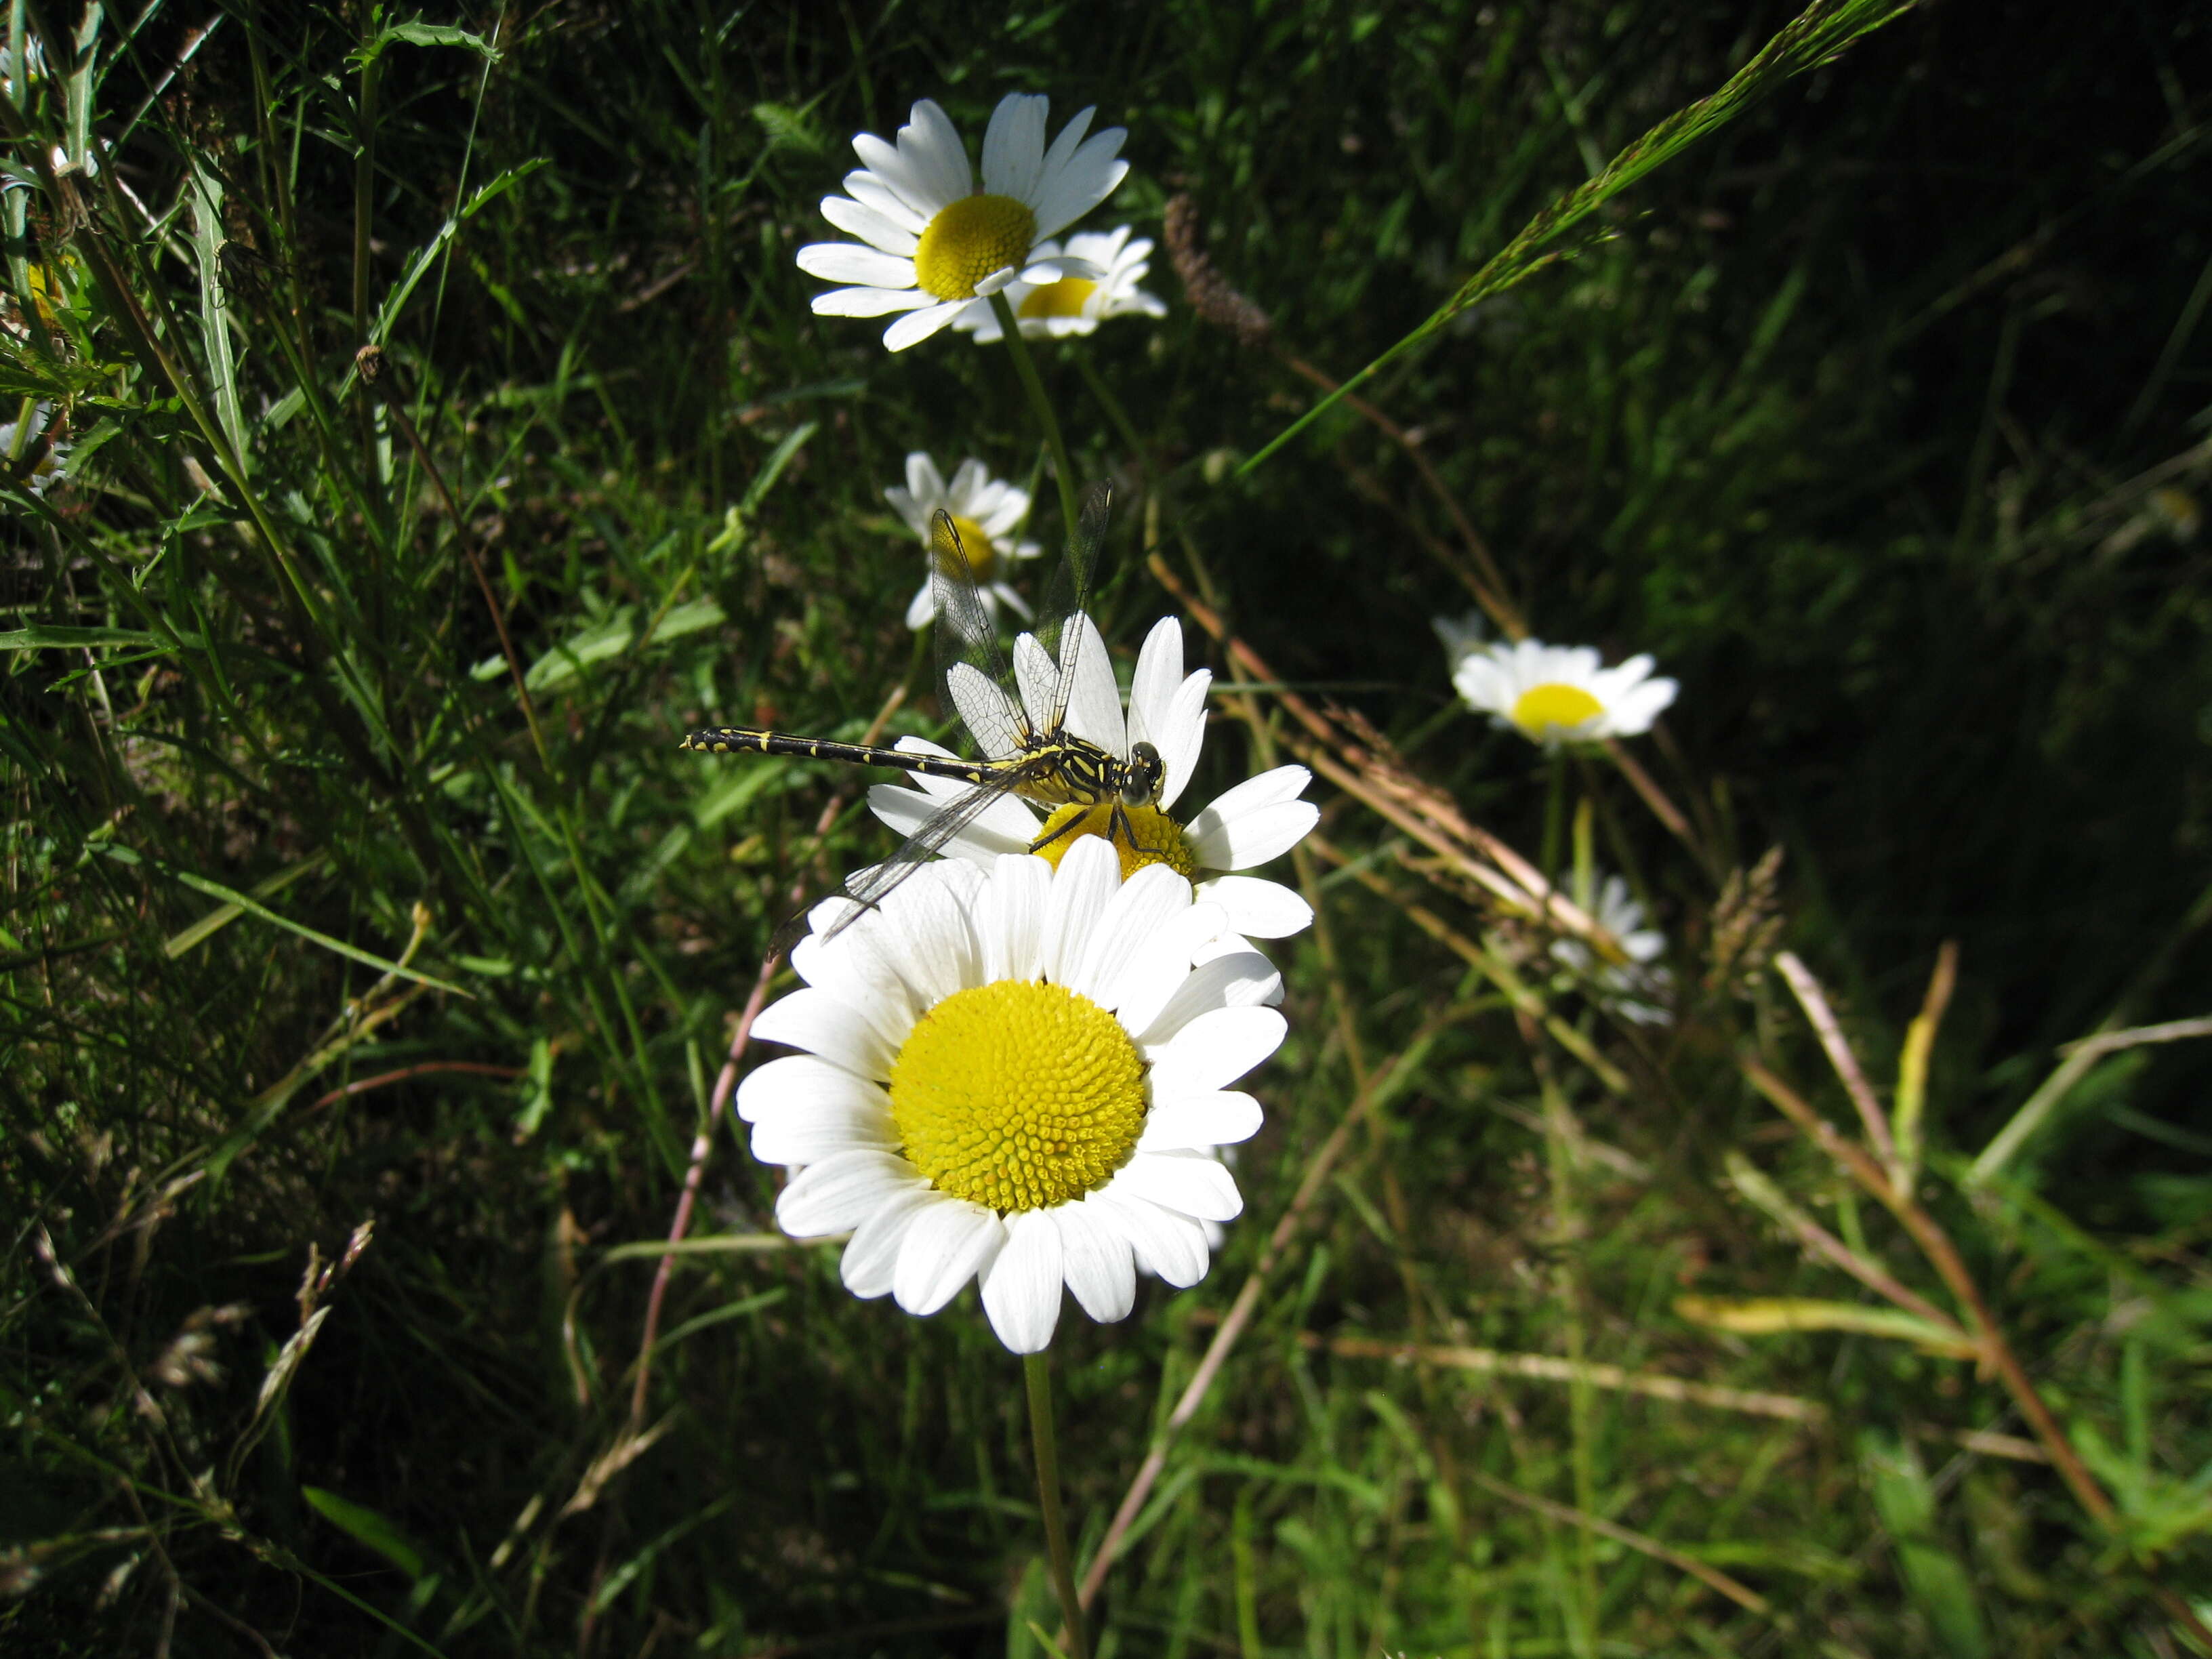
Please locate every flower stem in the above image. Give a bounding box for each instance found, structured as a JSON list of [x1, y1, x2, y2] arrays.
[[1023, 1348, 1091, 1659], [991, 291, 1082, 539]]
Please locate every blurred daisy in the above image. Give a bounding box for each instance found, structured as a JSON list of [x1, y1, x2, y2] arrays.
[[797, 94, 1129, 352], [955, 226, 1166, 342], [869, 615, 1319, 944], [1452, 638, 1675, 747], [887, 453, 1044, 630], [1431, 609, 1488, 671], [1, 402, 70, 497], [740, 840, 1287, 1353], [1549, 873, 1671, 1025]]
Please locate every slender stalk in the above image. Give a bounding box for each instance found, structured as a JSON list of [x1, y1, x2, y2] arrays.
[[1023, 1350, 1090, 1659], [991, 291, 1081, 537]]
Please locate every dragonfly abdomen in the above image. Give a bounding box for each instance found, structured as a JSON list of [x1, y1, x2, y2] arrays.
[[680, 727, 996, 785]]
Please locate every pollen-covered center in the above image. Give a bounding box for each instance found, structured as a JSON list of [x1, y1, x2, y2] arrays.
[[888, 980, 1146, 1212], [935, 513, 997, 580], [1031, 804, 1199, 881], [1018, 277, 1099, 321], [1510, 682, 1605, 737], [914, 194, 1038, 301]]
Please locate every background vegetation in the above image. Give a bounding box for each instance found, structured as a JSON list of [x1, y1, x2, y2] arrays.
[[5, 0, 2211, 1654]]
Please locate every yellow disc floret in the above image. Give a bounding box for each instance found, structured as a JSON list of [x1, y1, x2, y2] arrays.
[[914, 194, 1038, 302], [937, 513, 997, 580], [888, 981, 1147, 1212], [1031, 804, 1197, 881], [1510, 682, 1604, 738], [1017, 277, 1099, 321]]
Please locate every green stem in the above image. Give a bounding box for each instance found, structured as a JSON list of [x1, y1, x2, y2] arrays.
[[1023, 1349, 1091, 1659], [1072, 350, 1155, 480], [991, 291, 1081, 538]]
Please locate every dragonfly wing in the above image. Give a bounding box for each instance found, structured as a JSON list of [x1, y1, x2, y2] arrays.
[[946, 662, 1027, 760], [1033, 480, 1114, 728], [1053, 612, 1126, 754], [828, 761, 1052, 941], [933, 510, 1029, 751]]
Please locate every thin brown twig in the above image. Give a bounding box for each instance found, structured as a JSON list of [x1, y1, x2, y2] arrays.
[[1775, 951, 1898, 1184]]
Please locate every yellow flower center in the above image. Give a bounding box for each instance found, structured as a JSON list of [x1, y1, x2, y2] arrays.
[[1017, 276, 1099, 321], [1510, 682, 1604, 738], [935, 513, 997, 580], [1030, 804, 1197, 881], [888, 980, 1146, 1212], [913, 194, 1038, 302]]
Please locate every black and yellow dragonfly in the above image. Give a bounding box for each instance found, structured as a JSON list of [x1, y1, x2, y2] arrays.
[[680, 481, 1165, 939]]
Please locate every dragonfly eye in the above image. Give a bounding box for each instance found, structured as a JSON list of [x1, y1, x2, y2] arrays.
[[1122, 740, 1164, 806]]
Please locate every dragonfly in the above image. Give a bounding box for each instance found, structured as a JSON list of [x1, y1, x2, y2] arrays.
[[680, 480, 1166, 941]]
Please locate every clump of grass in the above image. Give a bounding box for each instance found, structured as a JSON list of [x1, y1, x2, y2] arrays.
[[6, 2, 2212, 1656]]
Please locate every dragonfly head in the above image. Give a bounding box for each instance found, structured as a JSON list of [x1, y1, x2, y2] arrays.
[[1121, 740, 1166, 807]]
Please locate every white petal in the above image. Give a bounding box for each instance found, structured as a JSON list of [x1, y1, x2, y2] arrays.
[[1057, 615, 1125, 754], [736, 1052, 886, 1126], [1111, 903, 1235, 1037], [876, 868, 977, 1009], [972, 263, 1023, 298], [1193, 875, 1313, 940], [851, 132, 937, 220], [841, 171, 930, 234], [1138, 1091, 1264, 1152], [811, 285, 933, 318], [777, 1149, 923, 1236], [752, 986, 894, 1078], [1116, 1151, 1243, 1223], [1124, 618, 1183, 745], [1188, 799, 1317, 872], [1149, 671, 1212, 811], [1054, 1198, 1136, 1323], [1185, 765, 1312, 838], [904, 450, 947, 504], [1068, 863, 1193, 1004], [1042, 836, 1120, 986], [893, 1199, 1005, 1315], [819, 194, 919, 255], [990, 581, 1035, 621], [883, 301, 970, 351], [981, 91, 1048, 204], [795, 243, 917, 288], [904, 581, 935, 630], [867, 778, 1033, 865], [1147, 1006, 1287, 1097], [790, 925, 921, 1046], [981, 1210, 1064, 1353], [900, 98, 977, 213], [1017, 253, 1103, 283], [974, 853, 1052, 983], [1032, 129, 1130, 240], [750, 1086, 899, 1164], [839, 1186, 939, 1297], [1132, 946, 1280, 1044], [1094, 1189, 1210, 1288]]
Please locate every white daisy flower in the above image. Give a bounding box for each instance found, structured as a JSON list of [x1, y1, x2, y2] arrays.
[[868, 615, 1319, 945], [886, 452, 1044, 631], [1452, 637, 1676, 747], [797, 94, 1129, 353], [1, 402, 70, 497], [1549, 873, 1671, 1025], [739, 840, 1288, 1353], [954, 225, 1167, 342]]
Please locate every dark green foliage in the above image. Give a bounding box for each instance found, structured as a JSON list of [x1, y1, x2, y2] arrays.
[[4, 1, 2210, 1654]]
